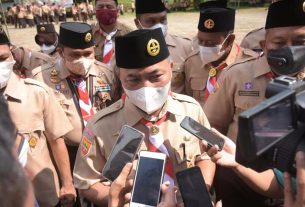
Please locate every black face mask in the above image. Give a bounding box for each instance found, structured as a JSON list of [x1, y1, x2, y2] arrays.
[[267, 45, 305, 75]]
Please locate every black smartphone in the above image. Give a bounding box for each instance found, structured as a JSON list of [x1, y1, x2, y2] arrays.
[[176, 166, 213, 207], [102, 125, 144, 182], [130, 151, 166, 207], [180, 116, 225, 150]]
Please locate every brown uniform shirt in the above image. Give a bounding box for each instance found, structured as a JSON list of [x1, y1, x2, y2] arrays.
[[185, 40, 257, 107], [32, 59, 114, 146], [166, 34, 193, 94], [203, 56, 271, 142], [73, 93, 210, 190], [92, 21, 133, 69], [240, 27, 266, 52], [13, 47, 55, 78], [3, 72, 73, 206]]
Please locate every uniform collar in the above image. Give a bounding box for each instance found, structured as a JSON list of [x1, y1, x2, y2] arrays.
[[93, 21, 124, 35], [123, 94, 183, 126], [225, 43, 241, 66], [253, 55, 272, 78], [4, 72, 26, 101], [21, 48, 31, 70], [165, 34, 176, 47]]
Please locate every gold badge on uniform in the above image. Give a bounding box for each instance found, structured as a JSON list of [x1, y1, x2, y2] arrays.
[[147, 39, 160, 57], [150, 125, 160, 135], [209, 68, 217, 77], [40, 27, 46, 32], [29, 136, 38, 148], [204, 19, 215, 29], [50, 69, 61, 84], [85, 33, 92, 43]]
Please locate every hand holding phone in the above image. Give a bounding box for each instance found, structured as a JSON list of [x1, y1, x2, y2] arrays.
[[180, 116, 225, 150], [102, 125, 144, 182], [130, 151, 166, 207], [176, 166, 213, 207]]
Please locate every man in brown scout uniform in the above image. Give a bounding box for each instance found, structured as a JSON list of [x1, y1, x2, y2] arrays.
[[35, 24, 59, 58], [33, 22, 114, 174], [184, 1, 257, 107], [240, 27, 266, 53], [134, 0, 193, 94], [203, 0, 305, 206], [0, 31, 76, 207], [92, 0, 133, 68], [73, 28, 215, 206]]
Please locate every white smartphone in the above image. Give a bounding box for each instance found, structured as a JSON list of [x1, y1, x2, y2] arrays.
[[130, 151, 167, 207]]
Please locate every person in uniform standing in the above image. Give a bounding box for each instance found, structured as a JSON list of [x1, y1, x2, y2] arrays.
[[134, 0, 193, 94], [73, 28, 215, 206], [32, 2, 42, 25], [41, 3, 50, 24], [35, 24, 59, 57], [240, 27, 266, 53], [32, 22, 115, 179], [92, 0, 133, 68], [203, 0, 305, 206], [0, 31, 76, 207], [87, 2, 94, 20], [17, 4, 26, 28], [25, 4, 35, 27], [184, 1, 257, 107]]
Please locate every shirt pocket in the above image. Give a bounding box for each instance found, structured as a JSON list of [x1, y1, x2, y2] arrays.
[[172, 62, 185, 87], [190, 78, 206, 102], [18, 129, 46, 157]]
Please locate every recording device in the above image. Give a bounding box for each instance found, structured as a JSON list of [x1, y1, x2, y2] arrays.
[[180, 116, 225, 150], [102, 125, 144, 182], [130, 151, 166, 207], [236, 76, 305, 175], [176, 166, 213, 207]]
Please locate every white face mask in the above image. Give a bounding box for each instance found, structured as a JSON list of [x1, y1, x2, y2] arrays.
[[0, 59, 15, 89], [65, 57, 95, 76], [41, 44, 56, 55], [199, 34, 231, 64], [123, 81, 171, 114], [138, 20, 168, 37]]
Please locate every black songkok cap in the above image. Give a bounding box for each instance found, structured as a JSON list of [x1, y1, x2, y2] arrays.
[[59, 22, 94, 49], [36, 24, 56, 34], [265, 0, 305, 29], [198, 0, 235, 33], [136, 0, 166, 14], [115, 28, 169, 69], [0, 30, 10, 45]]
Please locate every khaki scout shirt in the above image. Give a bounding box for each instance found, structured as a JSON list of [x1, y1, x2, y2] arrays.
[[203, 56, 271, 142], [166, 34, 193, 94], [3, 72, 73, 207], [13, 47, 54, 78], [73, 93, 210, 190], [185, 40, 257, 107], [32, 59, 114, 146], [240, 27, 266, 52], [92, 21, 133, 68]]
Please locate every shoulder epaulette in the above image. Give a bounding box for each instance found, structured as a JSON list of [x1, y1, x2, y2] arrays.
[[92, 99, 124, 124]]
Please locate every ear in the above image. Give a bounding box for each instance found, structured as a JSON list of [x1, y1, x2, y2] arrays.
[[134, 18, 140, 29], [259, 40, 266, 50], [57, 47, 64, 58]]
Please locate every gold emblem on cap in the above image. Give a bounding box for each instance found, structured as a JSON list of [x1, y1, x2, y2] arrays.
[[85, 33, 92, 43], [147, 39, 160, 57], [40, 26, 46, 32], [204, 19, 215, 29], [209, 68, 217, 77], [150, 125, 160, 135]]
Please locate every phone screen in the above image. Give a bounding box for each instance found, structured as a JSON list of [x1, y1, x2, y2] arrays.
[[176, 167, 213, 207], [102, 126, 144, 181], [180, 116, 224, 150], [132, 156, 165, 206]]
